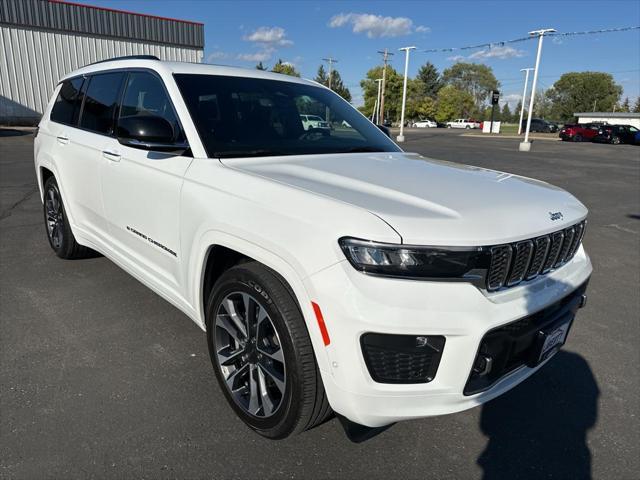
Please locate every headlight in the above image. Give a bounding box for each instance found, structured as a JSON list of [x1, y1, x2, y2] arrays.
[[338, 237, 491, 280]]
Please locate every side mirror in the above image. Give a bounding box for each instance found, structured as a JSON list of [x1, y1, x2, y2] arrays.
[[376, 124, 391, 137], [117, 115, 189, 154]]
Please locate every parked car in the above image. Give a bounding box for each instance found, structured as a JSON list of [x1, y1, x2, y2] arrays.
[[635, 130, 640, 145], [300, 114, 330, 131], [521, 118, 559, 133], [34, 56, 592, 440], [559, 123, 601, 142], [446, 118, 480, 129], [592, 124, 639, 144], [412, 119, 437, 128]]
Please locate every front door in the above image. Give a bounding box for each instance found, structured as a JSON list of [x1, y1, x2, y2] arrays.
[[100, 71, 192, 290]]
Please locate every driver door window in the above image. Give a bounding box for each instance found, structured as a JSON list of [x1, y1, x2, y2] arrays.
[[118, 71, 184, 142]]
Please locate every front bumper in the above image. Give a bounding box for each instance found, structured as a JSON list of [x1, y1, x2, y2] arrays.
[[304, 246, 592, 427]]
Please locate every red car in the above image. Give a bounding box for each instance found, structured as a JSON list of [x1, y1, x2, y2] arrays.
[[559, 123, 601, 142]]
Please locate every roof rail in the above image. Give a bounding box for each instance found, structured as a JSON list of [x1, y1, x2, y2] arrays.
[[88, 55, 160, 66]]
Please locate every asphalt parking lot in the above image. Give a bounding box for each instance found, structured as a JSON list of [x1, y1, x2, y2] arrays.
[[1, 128, 638, 479]]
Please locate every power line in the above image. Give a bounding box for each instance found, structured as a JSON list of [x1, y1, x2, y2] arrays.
[[422, 26, 639, 53]]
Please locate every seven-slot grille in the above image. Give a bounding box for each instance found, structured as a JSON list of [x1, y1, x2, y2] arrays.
[[486, 221, 586, 291]]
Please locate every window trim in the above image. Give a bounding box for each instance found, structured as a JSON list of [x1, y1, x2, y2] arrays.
[[50, 67, 188, 145]]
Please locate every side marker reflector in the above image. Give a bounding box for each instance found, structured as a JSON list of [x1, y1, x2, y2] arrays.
[[311, 302, 331, 346]]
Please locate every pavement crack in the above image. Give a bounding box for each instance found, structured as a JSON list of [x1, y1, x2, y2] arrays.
[[0, 187, 39, 221]]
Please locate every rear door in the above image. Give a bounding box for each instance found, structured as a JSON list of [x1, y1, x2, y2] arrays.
[[100, 70, 192, 290]]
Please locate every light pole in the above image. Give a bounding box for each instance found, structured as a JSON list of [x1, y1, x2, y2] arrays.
[[374, 78, 383, 123], [520, 28, 555, 152], [518, 68, 534, 135], [397, 46, 416, 142]]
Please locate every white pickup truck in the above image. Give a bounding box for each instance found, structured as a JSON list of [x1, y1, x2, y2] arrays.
[[446, 118, 480, 129]]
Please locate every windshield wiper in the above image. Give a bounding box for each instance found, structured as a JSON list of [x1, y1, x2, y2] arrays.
[[215, 149, 287, 159]]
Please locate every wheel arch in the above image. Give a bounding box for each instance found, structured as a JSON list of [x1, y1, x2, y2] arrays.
[[192, 232, 332, 374]]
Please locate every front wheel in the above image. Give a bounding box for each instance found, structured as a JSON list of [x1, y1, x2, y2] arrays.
[[574, 134, 583, 142], [612, 136, 621, 145], [206, 262, 331, 438]]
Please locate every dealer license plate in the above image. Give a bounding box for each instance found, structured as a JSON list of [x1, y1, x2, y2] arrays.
[[538, 321, 571, 363]]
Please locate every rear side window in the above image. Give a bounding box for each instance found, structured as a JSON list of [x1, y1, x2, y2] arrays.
[[50, 77, 84, 125], [118, 71, 183, 141], [79, 72, 126, 135]]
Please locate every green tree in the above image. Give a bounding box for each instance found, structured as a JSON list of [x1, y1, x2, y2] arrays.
[[416, 62, 442, 98], [255, 61, 267, 71], [634, 97, 640, 113], [271, 59, 300, 77], [360, 65, 404, 121], [442, 62, 499, 108], [533, 89, 554, 119], [546, 72, 622, 121], [435, 85, 475, 122], [514, 100, 525, 123], [500, 103, 512, 122], [618, 97, 631, 112], [315, 65, 352, 102]]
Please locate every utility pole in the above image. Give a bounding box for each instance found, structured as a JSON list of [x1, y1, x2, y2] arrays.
[[377, 48, 393, 125], [397, 46, 416, 142], [374, 78, 383, 124], [518, 68, 534, 135], [322, 57, 338, 122], [520, 28, 555, 152]]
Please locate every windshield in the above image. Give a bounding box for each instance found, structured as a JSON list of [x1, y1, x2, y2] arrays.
[[174, 74, 400, 158]]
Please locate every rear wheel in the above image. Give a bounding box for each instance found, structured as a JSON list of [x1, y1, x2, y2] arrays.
[[42, 176, 93, 259], [206, 261, 331, 438], [574, 134, 583, 142], [612, 136, 621, 145]]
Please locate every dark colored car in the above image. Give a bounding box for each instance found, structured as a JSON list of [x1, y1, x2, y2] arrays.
[[521, 118, 559, 133], [592, 124, 639, 144], [559, 123, 601, 142], [634, 130, 640, 145]]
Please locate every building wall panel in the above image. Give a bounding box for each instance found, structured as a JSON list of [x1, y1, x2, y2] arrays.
[[0, 25, 203, 123]]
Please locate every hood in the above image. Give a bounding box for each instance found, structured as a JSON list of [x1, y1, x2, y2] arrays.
[[221, 152, 588, 246]]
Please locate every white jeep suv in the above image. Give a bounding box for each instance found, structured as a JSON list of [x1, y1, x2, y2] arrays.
[[34, 56, 592, 439]]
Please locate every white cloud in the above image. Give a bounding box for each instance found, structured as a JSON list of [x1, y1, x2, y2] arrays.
[[328, 13, 418, 38], [501, 93, 523, 108], [206, 51, 228, 62], [447, 55, 466, 62], [236, 50, 273, 62], [243, 26, 293, 46], [468, 45, 526, 60], [416, 25, 430, 33]]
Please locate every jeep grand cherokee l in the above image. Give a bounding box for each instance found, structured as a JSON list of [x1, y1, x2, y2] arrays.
[[34, 56, 592, 439]]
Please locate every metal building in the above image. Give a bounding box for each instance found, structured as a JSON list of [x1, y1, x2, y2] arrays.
[[574, 112, 640, 129], [0, 0, 204, 124]]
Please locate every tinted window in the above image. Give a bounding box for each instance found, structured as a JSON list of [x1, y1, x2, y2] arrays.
[[50, 77, 84, 125], [118, 71, 183, 141], [175, 74, 399, 158], [79, 72, 125, 135]]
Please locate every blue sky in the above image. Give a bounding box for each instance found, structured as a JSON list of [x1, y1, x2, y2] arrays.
[[81, 0, 640, 108]]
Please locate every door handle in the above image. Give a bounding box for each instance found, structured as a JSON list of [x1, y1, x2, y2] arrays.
[[102, 150, 121, 162], [56, 135, 69, 145]]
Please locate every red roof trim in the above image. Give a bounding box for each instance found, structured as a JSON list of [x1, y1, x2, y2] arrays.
[[48, 0, 204, 26]]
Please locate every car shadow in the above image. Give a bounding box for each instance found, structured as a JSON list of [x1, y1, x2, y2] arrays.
[[477, 277, 599, 479], [0, 128, 33, 137]]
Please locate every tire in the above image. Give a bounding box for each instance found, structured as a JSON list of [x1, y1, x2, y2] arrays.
[[206, 261, 331, 439], [447, 125, 451, 128], [612, 136, 621, 145], [465, 125, 470, 129], [42, 176, 93, 259], [574, 134, 583, 142]]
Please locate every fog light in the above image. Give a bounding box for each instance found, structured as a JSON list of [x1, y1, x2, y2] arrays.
[[472, 355, 493, 376]]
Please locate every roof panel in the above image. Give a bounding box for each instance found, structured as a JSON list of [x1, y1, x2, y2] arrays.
[[0, 0, 204, 48]]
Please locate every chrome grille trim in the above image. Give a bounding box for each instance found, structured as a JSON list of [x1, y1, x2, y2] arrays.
[[487, 245, 513, 290], [525, 235, 550, 280], [486, 220, 586, 292], [506, 240, 534, 286]]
